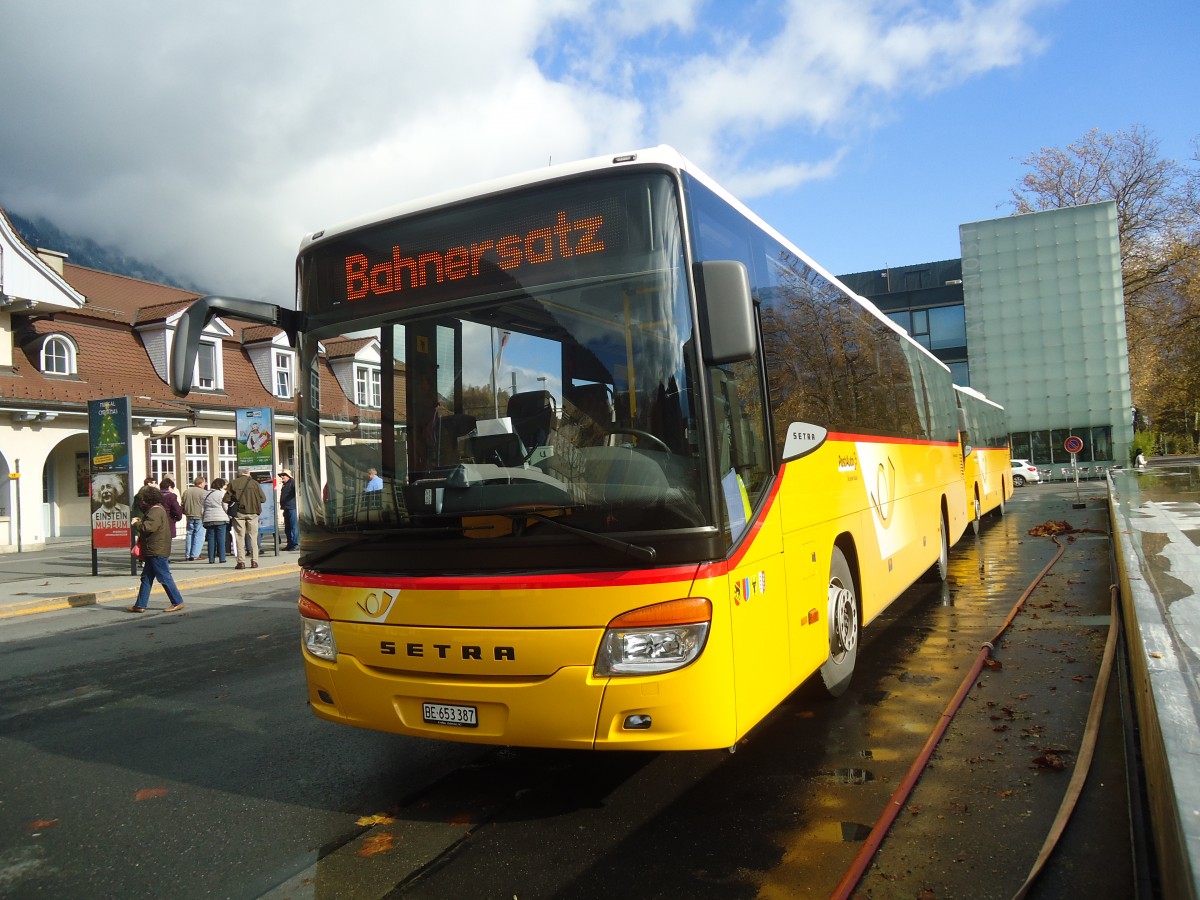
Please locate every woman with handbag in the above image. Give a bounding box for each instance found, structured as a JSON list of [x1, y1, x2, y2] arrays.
[[202, 477, 231, 564], [127, 485, 185, 613]]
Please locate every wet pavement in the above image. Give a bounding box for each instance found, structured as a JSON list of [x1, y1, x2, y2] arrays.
[[1110, 463, 1200, 900], [0, 537, 301, 617], [5, 472, 1199, 899]]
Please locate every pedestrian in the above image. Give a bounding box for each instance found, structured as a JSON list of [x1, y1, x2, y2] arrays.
[[1136, 450, 1147, 469], [127, 485, 185, 613], [225, 468, 266, 570], [133, 476, 159, 513], [202, 477, 231, 563], [279, 470, 299, 550], [159, 477, 184, 556], [180, 475, 208, 560], [365, 467, 383, 492]]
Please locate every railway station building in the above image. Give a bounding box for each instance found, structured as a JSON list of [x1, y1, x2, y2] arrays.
[[839, 200, 1133, 472]]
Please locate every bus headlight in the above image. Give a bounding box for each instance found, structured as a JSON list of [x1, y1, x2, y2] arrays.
[[302, 618, 337, 661], [299, 595, 337, 661], [594, 597, 711, 676]]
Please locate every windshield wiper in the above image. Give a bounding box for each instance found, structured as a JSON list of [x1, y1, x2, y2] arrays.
[[300, 525, 462, 568], [483, 508, 657, 562]]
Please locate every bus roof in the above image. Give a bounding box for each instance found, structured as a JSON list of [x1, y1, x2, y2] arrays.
[[297, 144, 947, 372], [954, 384, 1005, 410]]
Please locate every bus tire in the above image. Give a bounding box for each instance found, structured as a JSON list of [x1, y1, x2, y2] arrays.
[[934, 510, 950, 581], [818, 546, 859, 698], [971, 491, 982, 536]]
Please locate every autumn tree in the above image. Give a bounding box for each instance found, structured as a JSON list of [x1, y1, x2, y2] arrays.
[[1010, 126, 1200, 447]]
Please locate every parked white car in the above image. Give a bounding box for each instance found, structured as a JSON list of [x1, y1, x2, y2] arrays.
[[1011, 459, 1041, 486]]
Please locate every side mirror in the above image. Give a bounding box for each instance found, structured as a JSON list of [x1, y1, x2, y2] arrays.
[[696, 260, 755, 365]]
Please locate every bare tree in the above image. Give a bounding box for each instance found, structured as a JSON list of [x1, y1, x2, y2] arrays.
[[1010, 127, 1200, 448], [1010, 125, 1200, 305]]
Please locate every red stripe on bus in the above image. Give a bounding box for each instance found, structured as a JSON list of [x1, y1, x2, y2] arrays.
[[301, 469, 791, 592], [826, 432, 959, 447]]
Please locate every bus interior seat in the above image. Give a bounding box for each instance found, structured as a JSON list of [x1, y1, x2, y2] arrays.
[[564, 383, 613, 441], [507, 390, 555, 451]]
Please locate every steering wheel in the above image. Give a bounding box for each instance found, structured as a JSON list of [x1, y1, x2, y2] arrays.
[[607, 428, 671, 453]]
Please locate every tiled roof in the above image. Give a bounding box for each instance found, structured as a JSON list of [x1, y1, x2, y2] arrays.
[[0, 262, 382, 421], [0, 265, 284, 416], [61, 263, 199, 324]]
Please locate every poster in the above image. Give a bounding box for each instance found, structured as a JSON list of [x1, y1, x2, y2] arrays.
[[236, 407, 278, 539], [88, 397, 132, 549]]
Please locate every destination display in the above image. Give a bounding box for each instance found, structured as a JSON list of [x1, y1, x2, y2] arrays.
[[302, 172, 673, 314]]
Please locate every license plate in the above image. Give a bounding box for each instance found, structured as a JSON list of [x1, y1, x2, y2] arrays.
[[422, 702, 478, 728]]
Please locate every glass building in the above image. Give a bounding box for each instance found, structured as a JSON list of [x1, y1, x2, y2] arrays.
[[839, 201, 1132, 469]]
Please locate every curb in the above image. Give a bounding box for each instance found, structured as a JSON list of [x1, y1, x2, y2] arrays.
[[0, 564, 299, 620]]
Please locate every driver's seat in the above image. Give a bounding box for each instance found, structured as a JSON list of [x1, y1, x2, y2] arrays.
[[507, 390, 555, 453]]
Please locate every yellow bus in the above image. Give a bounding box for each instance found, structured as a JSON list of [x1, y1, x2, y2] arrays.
[[954, 385, 1011, 534], [171, 146, 993, 750]]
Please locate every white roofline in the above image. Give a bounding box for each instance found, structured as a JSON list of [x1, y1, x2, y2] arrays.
[[0, 210, 86, 309], [297, 144, 946, 372]]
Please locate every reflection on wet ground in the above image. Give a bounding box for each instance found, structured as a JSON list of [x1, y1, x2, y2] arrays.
[[384, 480, 1130, 900]]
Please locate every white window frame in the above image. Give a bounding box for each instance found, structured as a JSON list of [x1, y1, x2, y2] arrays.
[[185, 436, 211, 486], [356, 364, 381, 408], [40, 335, 77, 375], [218, 437, 238, 483], [195, 340, 223, 391], [148, 437, 177, 483], [274, 350, 294, 399]]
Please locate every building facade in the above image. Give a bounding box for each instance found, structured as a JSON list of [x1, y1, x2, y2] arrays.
[[0, 208, 312, 552], [839, 201, 1132, 469]]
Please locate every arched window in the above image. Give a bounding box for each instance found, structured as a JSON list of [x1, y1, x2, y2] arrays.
[[40, 335, 76, 375]]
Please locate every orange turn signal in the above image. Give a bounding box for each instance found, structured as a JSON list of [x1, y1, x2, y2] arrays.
[[299, 595, 330, 620], [608, 597, 712, 629]]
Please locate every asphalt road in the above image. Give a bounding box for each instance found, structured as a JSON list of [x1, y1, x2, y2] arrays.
[[0, 481, 1140, 899]]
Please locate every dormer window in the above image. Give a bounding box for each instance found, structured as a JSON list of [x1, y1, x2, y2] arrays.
[[355, 364, 381, 408], [40, 335, 77, 375], [274, 350, 294, 399], [196, 340, 221, 390]]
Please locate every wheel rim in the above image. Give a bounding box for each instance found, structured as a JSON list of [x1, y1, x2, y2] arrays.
[[828, 577, 858, 660]]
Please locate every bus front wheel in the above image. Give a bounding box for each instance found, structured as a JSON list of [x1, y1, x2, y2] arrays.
[[819, 546, 859, 698]]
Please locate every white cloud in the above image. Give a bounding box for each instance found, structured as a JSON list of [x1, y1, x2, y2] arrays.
[[0, 0, 1049, 300], [655, 0, 1047, 189]]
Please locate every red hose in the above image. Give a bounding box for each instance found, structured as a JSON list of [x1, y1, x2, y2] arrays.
[[829, 537, 1067, 900]]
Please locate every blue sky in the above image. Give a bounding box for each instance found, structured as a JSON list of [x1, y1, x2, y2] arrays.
[[0, 0, 1196, 301]]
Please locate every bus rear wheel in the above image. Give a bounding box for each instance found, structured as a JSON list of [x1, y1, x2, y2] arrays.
[[819, 546, 859, 698]]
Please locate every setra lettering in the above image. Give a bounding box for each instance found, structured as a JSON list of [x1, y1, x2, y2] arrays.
[[390, 641, 517, 662]]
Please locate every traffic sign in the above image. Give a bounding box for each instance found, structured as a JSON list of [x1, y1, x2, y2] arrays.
[[1064, 435, 1084, 454]]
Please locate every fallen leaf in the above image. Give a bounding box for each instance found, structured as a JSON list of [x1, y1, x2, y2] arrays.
[[134, 787, 169, 801], [357, 832, 395, 857], [28, 818, 59, 832], [1031, 754, 1067, 770], [356, 813, 397, 827]]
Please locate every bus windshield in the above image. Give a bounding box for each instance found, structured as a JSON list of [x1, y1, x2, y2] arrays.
[[295, 171, 716, 572]]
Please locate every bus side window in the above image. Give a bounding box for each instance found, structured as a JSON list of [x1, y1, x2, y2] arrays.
[[710, 362, 769, 502]]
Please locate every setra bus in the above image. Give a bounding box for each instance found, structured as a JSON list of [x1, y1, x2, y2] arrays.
[[954, 385, 1011, 534], [170, 146, 999, 750]]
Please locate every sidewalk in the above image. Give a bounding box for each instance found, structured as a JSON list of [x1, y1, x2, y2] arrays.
[[0, 540, 301, 619]]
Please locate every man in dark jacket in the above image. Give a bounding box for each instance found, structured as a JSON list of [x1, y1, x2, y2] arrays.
[[225, 468, 266, 569], [279, 470, 298, 551]]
